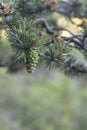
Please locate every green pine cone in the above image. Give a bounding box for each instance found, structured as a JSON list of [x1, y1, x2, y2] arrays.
[[25, 50, 38, 73]]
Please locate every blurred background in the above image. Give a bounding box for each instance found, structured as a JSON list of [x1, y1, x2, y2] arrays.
[[0, 66, 87, 130]]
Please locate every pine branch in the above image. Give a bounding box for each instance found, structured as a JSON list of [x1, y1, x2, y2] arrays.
[[0, 0, 87, 76], [62, 36, 87, 52], [56, 0, 85, 18], [17, 0, 51, 16], [18, 5, 49, 15], [62, 55, 87, 77], [34, 18, 87, 52], [34, 18, 54, 34]]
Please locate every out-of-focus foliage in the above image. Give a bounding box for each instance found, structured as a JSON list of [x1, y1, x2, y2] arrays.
[[0, 69, 87, 130]]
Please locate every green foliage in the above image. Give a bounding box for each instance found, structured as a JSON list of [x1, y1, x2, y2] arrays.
[[9, 17, 47, 49], [42, 38, 71, 69], [8, 18, 39, 48], [17, 0, 51, 17]]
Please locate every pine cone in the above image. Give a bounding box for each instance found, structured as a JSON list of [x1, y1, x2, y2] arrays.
[[25, 50, 38, 73]]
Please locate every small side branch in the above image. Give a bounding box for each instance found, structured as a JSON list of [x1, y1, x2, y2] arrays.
[[34, 18, 54, 34], [34, 18, 87, 51], [63, 56, 87, 76], [17, 4, 49, 16]]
